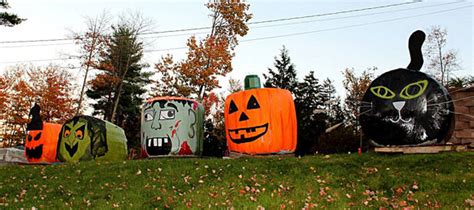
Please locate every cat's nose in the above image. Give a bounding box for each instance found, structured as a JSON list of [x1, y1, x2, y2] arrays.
[[392, 101, 406, 111]]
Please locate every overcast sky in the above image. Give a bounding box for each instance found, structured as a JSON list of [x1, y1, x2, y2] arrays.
[[0, 0, 472, 100]]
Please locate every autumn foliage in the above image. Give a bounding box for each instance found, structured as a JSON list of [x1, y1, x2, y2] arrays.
[[0, 65, 77, 146], [153, 0, 252, 100], [342, 67, 375, 126], [73, 13, 110, 113]]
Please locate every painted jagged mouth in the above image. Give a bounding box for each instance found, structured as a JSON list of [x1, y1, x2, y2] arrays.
[[228, 123, 269, 144], [65, 143, 78, 157], [146, 136, 172, 156], [26, 144, 43, 159]]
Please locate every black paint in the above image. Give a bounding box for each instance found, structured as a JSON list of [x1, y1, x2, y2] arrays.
[[25, 144, 43, 159], [26, 102, 43, 131], [145, 136, 172, 155], [360, 31, 454, 146]]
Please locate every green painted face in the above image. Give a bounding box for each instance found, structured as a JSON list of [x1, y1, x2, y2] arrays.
[[58, 118, 91, 162], [142, 99, 202, 156]]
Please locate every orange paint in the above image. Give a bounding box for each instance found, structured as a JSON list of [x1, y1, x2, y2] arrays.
[[224, 88, 297, 154], [24, 123, 62, 163]]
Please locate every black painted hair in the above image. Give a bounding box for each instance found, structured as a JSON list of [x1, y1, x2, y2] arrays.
[[153, 99, 194, 112]]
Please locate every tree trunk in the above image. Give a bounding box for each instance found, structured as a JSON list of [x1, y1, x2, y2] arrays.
[[76, 37, 97, 115], [110, 79, 124, 123], [76, 64, 91, 115], [438, 42, 444, 85], [198, 7, 218, 101], [198, 84, 205, 100], [110, 54, 131, 123]]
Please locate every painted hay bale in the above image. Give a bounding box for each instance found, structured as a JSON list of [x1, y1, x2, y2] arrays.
[[57, 116, 128, 162], [25, 122, 62, 163], [141, 97, 204, 157]]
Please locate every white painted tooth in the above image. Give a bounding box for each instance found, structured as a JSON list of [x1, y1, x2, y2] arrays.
[[148, 139, 151, 147], [158, 138, 162, 147], [153, 138, 157, 146], [164, 138, 168, 143]]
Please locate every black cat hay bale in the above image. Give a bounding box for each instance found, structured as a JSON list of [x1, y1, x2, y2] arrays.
[[360, 30, 455, 146]]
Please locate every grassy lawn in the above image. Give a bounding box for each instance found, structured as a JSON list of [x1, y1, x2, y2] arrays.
[[0, 152, 473, 209]]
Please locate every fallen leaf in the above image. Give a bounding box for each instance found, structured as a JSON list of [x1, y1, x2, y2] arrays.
[[411, 181, 419, 191], [465, 199, 474, 207], [366, 167, 378, 174], [319, 188, 327, 196], [395, 187, 404, 195], [399, 200, 408, 207]]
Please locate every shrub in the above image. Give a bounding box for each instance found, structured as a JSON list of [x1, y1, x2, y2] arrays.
[[317, 125, 371, 154]]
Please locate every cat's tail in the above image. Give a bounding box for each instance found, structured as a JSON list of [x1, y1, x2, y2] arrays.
[[406, 30, 426, 71]]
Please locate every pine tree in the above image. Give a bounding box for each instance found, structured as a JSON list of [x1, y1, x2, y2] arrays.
[[294, 71, 327, 155], [263, 46, 298, 91], [86, 24, 151, 150], [0, 1, 25, 27], [320, 78, 344, 124]]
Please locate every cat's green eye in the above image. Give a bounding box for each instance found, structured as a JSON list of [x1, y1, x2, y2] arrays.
[[370, 86, 396, 99], [399, 80, 428, 100]]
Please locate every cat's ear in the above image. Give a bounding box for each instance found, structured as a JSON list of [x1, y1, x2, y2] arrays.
[[406, 30, 425, 71]]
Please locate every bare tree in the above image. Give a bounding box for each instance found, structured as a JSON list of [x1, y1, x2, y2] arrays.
[[73, 11, 111, 115], [227, 77, 243, 93], [424, 26, 461, 85]]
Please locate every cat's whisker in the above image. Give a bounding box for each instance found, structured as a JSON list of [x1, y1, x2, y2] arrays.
[[358, 109, 373, 116], [447, 111, 474, 119], [426, 97, 438, 103], [448, 86, 474, 94], [427, 95, 474, 107]]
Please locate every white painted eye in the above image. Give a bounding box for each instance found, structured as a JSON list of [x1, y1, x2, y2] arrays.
[[144, 111, 154, 121], [159, 109, 175, 120]]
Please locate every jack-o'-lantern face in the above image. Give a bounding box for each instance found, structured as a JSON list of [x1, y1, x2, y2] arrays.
[[225, 88, 298, 154], [227, 95, 268, 144], [24, 123, 62, 163], [25, 131, 43, 159]]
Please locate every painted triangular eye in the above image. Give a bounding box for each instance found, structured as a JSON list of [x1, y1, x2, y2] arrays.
[[229, 100, 238, 114], [34, 132, 42, 141], [247, 95, 260, 109]]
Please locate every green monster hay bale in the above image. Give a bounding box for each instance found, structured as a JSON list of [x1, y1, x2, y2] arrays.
[[57, 116, 128, 162], [141, 97, 204, 157]]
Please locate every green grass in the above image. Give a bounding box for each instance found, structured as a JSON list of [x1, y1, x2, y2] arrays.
[[0, 152, 473, 209]]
